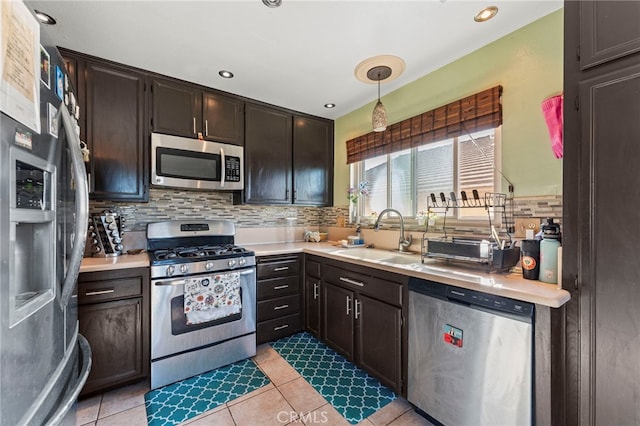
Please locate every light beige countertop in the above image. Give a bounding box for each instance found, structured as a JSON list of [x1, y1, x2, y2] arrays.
[[80, 253, 150, 273], [246, 241, 571, 308]]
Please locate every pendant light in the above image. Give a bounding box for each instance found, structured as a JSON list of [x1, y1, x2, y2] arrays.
[[368, 65, 392, 132]]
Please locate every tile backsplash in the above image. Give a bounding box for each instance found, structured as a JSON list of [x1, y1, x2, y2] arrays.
[[90, 189, 562, 239]]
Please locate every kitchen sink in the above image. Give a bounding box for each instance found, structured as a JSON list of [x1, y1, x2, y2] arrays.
[[332, 247, 421, 265]]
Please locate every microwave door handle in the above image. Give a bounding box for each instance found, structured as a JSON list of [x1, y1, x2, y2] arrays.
[[220, 147, 225, 188]]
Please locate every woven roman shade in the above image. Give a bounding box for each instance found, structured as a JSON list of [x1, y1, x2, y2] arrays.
[[346, 85, 502, 164]]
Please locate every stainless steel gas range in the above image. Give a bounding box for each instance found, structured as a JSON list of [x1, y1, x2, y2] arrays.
[[147, 220, 256, 389]]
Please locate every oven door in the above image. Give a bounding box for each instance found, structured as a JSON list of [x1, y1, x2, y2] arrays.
[[151, 266, 256, 360], [150, 133, 243, 191]]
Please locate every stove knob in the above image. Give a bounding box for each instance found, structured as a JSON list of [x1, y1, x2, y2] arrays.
[[166, 265, 175, 276], [238, 258, 246, 266], [180, 264, 189, 274], [205, 262, 214, 270], [228, 259, 237, 268]]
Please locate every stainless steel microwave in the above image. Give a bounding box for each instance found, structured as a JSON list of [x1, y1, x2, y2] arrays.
[[151, 133, 243, 191]]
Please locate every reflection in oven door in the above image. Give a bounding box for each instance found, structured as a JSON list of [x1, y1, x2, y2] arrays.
[[151, 267, 256, 370]]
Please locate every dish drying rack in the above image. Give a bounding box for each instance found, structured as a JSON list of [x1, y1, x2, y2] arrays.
[[420, 191, 520, 271]]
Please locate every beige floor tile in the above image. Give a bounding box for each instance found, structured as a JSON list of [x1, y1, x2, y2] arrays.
[[227, 383, 275, 406], [259, 356, 300, 386], [358, 420, 377, 426], [278, 377, 326, 414], [98, 381, 150, 419], [228, 387, 294, 426], [76, 394, 102, 425], [301, 403, 349, 426], [79, 423, 96, 426], [96, 404, 148, 426], [367, 397, 413, 426], [387, 410, 434, 426], [182, 406, 235, 426], [253, 344, 282, 365]]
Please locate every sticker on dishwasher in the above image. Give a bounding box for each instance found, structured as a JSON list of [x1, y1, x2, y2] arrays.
[[444, 324, 463, 348]]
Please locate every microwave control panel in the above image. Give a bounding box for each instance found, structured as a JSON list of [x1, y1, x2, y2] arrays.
[[225, 156, 241, 182]]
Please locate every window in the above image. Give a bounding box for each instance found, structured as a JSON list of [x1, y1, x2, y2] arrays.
[[351, 128, 500, 220]]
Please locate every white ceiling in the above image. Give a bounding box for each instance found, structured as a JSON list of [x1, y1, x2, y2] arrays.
[[26, 0, 562, 120]]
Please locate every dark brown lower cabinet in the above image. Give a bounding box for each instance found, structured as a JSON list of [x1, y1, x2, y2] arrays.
[[304, 256, 322, 337], [78, 267, 149, 396], [320, 260, 406, 394], [355, 294, 402, 393], [322, 282, 355, 359]]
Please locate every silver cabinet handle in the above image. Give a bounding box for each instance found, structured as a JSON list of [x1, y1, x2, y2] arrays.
[[274, 266, 289, 272], [274, 324, 289, 331], [274, 284, 289, 290], [346, 295, 351, 316], [355, 299, 361, 320], [313, 282, 319, 300], [205, 119, 209, 137], [192, 117, 196, 134], [273, 304, 289, 310], [339, 277, 365, 287], [85, 289, 115, 296]]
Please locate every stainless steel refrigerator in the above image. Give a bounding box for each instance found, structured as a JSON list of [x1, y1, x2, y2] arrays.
[[1, 1, 91, 424]]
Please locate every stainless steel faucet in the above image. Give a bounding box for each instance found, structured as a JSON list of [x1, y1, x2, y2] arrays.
[[373, 208, 413, 252]]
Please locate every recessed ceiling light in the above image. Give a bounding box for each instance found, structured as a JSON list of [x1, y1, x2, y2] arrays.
[[218, 70, 234, 79], [474, 6, 498, 22], [34, 10, 56, 25], [324, 103, 336, 109], [262, 0, 282, 8]]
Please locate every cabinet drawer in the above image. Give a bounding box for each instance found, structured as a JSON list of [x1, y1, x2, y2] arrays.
[[305, 258, 321, 278], [257, 276, 300, 300], [257, 258, 300, 279], [324, 264, 402, 306], [257, 313, 301, 343], [79, 277, 142, 304], [257, 294, 300, 322]]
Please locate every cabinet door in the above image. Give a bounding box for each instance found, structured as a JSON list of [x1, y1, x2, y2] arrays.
[[573, 63, 640, 425], [356, 294, 402, 393], [85, 62, 147, 201], [244, 103, 292, 204], [579, 1, 640, 69], [151, 79, 200, 138], [293, 115, 333, 206], [304, 274, 321, 337], [79, 297, 144, 395], [322, 282, 354, 360], [202, 91, 244, 145]]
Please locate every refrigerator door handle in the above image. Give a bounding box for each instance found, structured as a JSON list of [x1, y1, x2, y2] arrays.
[[44, 334, 92, 426], [59, 106, 89, 308]]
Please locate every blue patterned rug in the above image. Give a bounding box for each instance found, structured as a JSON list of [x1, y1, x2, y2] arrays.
[[144, 358, 270, 426], [270, 332, 397, 424]]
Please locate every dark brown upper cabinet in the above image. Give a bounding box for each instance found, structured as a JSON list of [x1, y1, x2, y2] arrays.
[[151, 78, 244, 145], [61, 49, 148, 202], [293, 115, 334, 206], [244, 103, 293, 204], [579, 1, 640, 70], [244, 103, 333, 206]]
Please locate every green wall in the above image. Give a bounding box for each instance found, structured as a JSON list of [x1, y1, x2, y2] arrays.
[[334, 9, 563, 205]]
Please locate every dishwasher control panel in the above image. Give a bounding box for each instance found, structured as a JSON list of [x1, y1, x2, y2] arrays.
[[446, 287, 534, 316]]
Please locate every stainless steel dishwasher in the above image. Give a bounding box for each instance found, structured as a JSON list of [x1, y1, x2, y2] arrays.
[[408, 277, 534, 426]]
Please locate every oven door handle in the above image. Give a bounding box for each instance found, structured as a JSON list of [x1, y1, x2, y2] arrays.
[[153, 267, 255, 286], [154, 279, 187, 287]]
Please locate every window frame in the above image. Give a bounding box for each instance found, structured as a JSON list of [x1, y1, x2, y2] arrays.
[[350, 126, 502, 225]]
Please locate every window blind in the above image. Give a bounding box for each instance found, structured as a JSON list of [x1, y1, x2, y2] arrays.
[[346, 85, 502, 164]]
